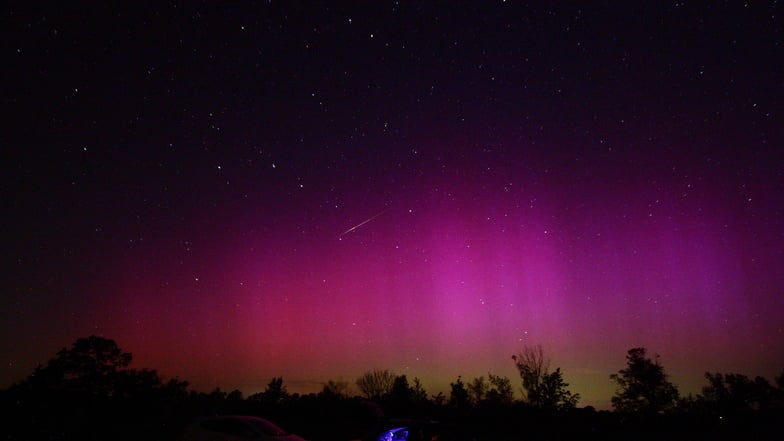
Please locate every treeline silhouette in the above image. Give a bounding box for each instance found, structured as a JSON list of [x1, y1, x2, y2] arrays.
[[2, 336, 782, 440]]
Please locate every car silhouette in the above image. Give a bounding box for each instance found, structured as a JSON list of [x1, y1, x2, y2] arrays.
[[178, 415, 307, 441]]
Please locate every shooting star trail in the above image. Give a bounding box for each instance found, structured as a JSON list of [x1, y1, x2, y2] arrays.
[[339, 209, 389, 238]]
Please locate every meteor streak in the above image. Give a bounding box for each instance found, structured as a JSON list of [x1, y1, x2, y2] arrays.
[[339, 209, 388, 238]]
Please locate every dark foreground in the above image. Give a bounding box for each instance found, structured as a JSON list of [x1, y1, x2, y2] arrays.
[[2, 388, 780, 441]]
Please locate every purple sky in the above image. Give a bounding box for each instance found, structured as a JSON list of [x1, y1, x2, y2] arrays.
[[3, 1, 783, 408]]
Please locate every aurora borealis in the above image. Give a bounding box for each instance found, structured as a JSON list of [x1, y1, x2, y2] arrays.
[[3, 2, 783, 408]]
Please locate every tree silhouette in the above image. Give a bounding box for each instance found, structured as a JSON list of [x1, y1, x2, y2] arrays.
[[265, 376, 288, 402], [226, 389, 244, 401], [610, 347, 679, 414], [699, 372, 775, 415], [774, 369, 784, 411], [6, 334, 783, 441], [512, 345, 548, 404], [320, 379, 350, 398], [485, 374, 514, 405], [468, 376, 488, 404], [389, 374, 414, 402], [208, 387, 228, 400], [388, 374, 431, 416], [161, 377, 190, 399], [411, 377, 428, 402], [465, 374, 515, 406], [356, 369, 395, 400], [32, 335, 133, 396], [431, 391, 446, 406], [537, 368, 580, 410], [249, 377, 289, 403], [513, 345, 579, 409], [114, 368, 163, 399], [448, 376, 470, 409]]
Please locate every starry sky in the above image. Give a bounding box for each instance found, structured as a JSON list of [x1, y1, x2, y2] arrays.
[[3, 1, 783, 409]]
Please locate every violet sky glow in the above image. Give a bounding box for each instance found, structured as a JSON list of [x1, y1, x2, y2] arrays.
[[3, 2, 783, 409]]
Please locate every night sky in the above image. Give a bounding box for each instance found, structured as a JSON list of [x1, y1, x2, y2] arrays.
[[3, 1, 783, 409]]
